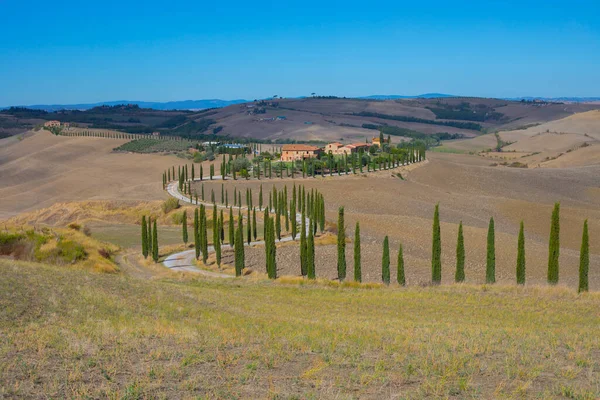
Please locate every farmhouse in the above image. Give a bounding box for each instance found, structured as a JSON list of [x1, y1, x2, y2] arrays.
[[337, 142, 370, 155], [372, 136, 389, 147], [324, 142, 344, 154], [281, 144, 321, 162], [43, 120, 61, 128]]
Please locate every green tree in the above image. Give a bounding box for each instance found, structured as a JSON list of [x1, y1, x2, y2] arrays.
[[455, 221, 465, 283], [194, 209, 200, 260], [182, 210, 188, 244], [234, 216, 244, 276], [337, 207, 347, 281], [300, 208, 307, 276], [307, 219, 315, 279], [259, 184, 263, 210], [397, 243, 405, 286], [247, 208, 252, 245], [578, 220, 589, 293], [516, 221, 526, 285], [486, 217, 496, 284], [548, 203, 560, 285], [253, 207, 257, 241], [431, 204, 442, 284], [214, 213, 222, 268], [141, 215, 148, 259], [228, 207, 234, 245], [382, 236, 390, 285], [354, 222, 361, 282], [152, 220, 159, 262]]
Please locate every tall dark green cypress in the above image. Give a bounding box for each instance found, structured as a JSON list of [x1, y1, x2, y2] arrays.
[[182, 210, 188, 244], [455, 221, 465, 283], [548, 202, 560, 285], [247, 207, 252, 245], [194, 209, 200, 260], [253, 208, 257, 241], [152, 220, 159, 262], [300, 207, 307, 276], [337, 207, 346, 281], [141, 215, 148, 259], [259, 184, 263, 210], [431, 204, 442, 284], [214, 213, 222, 268], [397, 243, 405, 286], [354, 222, 361, 282], [268, 218, 277, 279], [147, 217, 152, 255], [307, 218, 315, 279], [382, 236, 390, 285], [228, 207, 234, 245], [234, 216, 244, 276], [578, 220, 589, 293], [486, 217, 496, 284], [516, 221, 526, 285], [202, 206, 209, 264]]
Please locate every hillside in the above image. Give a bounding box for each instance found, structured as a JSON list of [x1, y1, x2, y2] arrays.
[[1, 259, 599, 398], [3, 97, 599, 142]]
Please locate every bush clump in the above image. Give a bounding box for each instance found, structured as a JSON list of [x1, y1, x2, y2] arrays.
[[161, 198, 180, 214]]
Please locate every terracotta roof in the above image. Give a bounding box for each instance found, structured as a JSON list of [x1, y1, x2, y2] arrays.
[[282, 144, 321, 152], [347, 143, 369, 148], [327, 142, 344, 147]]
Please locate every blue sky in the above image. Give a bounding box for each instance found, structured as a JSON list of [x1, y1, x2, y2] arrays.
[[1, 0, 599, 105]]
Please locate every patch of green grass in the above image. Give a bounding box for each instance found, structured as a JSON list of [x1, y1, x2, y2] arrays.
[[1, 259, 599, 398]]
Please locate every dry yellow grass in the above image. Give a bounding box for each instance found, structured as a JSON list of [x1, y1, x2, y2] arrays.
[[1, 259, 599, 398]]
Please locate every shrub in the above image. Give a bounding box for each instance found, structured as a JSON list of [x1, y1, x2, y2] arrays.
[[67, 222, 81, 231], [161, 198, 180, 214], [98, 248, 112, 259]]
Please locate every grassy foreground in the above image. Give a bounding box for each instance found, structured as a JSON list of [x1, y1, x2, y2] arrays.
[[1, 260, 599, 399]]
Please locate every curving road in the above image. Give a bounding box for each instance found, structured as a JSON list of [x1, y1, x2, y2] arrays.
[[162, 161, 424, 275]]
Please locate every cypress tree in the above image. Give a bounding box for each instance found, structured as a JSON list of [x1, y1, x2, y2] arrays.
[[253, 208, 257, 240], [214, 213, 222, 268], [486, 217, 496, 284], [300, 208, 307, 276], [397, 243, 405, 286], [431, 204, 442, 284], [307, 219, 315, 279], [548, 203, 560, 285], [200, 165, 203, 180], [152, 220, 159, 262], [221, 184, 224, 204], [182, 210, 188, 244], [354, 222, 361, 282], [201, 206, 209, 264], [194, 209, 200, 259], [290, 199, 297, 240], [516, 221, 526, 285], [337, 207, 346, 281], [455, 221, 465, 283], [228, 207, 234, 245], [275, 205, 281, 240], [141, 215, 148, 258], [382, 236, 390, 285], [220, 209, 225, 243], [259, 184, 263, 210], [578, 220, 589, 293], [247, 207, 252, 245], [234, 217, 244, 276], [264, 212, 271, 276]]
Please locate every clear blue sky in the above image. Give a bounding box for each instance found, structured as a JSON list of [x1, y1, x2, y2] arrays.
[[1, 0, 599, 106]]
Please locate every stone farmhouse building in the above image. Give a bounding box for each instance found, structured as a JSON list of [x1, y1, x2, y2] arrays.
[[43, 120, 61, 128], [280, 144, 322, 162]]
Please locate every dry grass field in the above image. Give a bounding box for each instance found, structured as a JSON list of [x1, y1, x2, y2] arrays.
[[1, 259, 599, 399], [0, 130, 175, 219], [1, 117, 600, 398]]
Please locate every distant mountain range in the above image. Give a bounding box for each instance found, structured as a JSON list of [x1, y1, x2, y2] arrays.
[[3, 95, 600, 112], [2, 99, 248, 112]]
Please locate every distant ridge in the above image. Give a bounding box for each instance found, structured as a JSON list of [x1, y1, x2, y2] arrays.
[[3, 99, 248, 112], [4, 94, 600, 112]]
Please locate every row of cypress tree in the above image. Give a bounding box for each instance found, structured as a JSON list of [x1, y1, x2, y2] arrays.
[[428, 202, 590, 292], [140, 215, 158, 262]]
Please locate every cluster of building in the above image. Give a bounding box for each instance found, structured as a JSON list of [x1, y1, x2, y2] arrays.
[[280, 137, 388, 162], [43, 120, 69, 128]]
